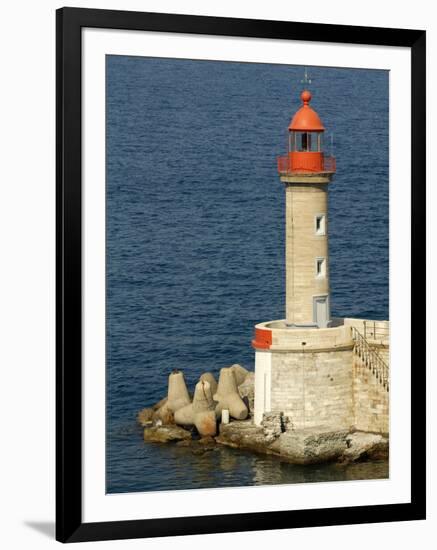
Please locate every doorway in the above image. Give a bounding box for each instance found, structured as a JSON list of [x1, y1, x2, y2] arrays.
[[313, 295, 329, 328]]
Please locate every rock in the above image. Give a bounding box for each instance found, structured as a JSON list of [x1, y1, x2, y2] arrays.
[[270, 429, 349, 464], [230, 364, 249, 386], [216, 420, 268, 454], [175, 436, 216, 449], [341, 432, 389, 462], [199, 372, 218, 399], [198, 436, 216, 446], [214, 367, 248, 420], [143, 425, 192, 443], [217, 422, 387, 465], [238, 372, 255, 414], [137, 407, 154, 427], [167, 370, 191, 413], [152, 401, 175, 425], [217, 421, 356, 465], [261, 411, 290, 443]]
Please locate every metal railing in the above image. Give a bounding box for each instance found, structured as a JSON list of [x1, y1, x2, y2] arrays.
[[277, 155, 336, 174], [363, 320, 389, 342], [351, 326, 389, 391]]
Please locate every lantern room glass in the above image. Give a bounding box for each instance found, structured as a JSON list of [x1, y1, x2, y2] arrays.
[[289, 131, 323, 153]]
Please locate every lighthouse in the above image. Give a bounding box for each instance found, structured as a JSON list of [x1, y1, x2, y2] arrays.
[[278, 88, 336, 328], [252, 84, 354, 428]]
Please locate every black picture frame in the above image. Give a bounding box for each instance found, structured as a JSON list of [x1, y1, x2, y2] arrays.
[[56, 7, 426, 543]]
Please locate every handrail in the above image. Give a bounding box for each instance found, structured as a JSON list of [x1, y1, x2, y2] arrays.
[[351, 327, 389, 391], [363, 320, 389, 342]]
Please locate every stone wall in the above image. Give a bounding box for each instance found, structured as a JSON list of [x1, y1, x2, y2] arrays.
[[270, 348, 354, 432], [345, 318, 390, 433], [352, 354, 389, 434]]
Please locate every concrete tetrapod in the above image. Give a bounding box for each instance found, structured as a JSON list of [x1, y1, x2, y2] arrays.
[[173, 403, 194, 426], [230, 364, 249, 386], [192, 379, 215, 414], [167, 370, 191, 413], [199, 372, 218, 399], [195, 410, 217, 437], [214, 367, 248, 420], [175, 380, 217, 436], [192, 380, 217, 437]]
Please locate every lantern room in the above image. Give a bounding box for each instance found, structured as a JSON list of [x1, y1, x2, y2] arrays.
[[277, 90, 336, 175]]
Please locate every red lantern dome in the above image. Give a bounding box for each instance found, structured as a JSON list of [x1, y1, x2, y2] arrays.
[[288, 90, 325, 132], [277, 88, 335, 176]]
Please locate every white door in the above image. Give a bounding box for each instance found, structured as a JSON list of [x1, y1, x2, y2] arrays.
[[314, 295, 329, 328]]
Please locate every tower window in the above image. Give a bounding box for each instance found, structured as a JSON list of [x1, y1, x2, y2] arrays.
[[293, 131, 321, 152], [315, 214, 326, 235], [316, 257, 326, 278]]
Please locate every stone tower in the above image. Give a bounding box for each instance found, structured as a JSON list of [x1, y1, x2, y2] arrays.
[[279, 89, 335, 327]]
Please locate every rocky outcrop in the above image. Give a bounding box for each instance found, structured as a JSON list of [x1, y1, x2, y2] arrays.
[[261, 411, 290, 443], [341, 432, 389, 462], [269, 429, 349, 464], [152, 401, 174, 425], [216, 418, 389, 465], [137, 407, 154, 427], [143, 425, 192, 443], [216, 420, 269, 454]]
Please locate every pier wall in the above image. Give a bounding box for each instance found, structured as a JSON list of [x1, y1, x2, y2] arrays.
[[352, 354, 389, 434], [270, 348, 354, 431], [254, 319, 390, 436]]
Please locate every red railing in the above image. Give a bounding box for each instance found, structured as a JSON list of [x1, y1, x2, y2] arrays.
[[277, 155, 336, 175]]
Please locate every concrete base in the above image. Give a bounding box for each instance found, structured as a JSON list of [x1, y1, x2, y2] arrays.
[[253, 320, 354, 430]]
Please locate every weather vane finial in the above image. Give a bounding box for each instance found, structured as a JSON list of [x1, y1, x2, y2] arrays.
[[301, 67, 312, 87]]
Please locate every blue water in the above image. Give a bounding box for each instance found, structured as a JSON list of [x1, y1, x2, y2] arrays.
[[106, 57, 389, 493]]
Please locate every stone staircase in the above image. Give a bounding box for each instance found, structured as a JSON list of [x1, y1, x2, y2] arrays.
[[351, 327, 389, 391]]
